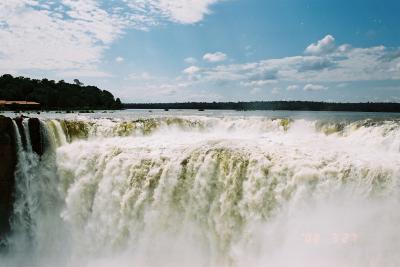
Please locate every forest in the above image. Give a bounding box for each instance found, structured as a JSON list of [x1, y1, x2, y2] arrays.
[[124, 101, 400, 113], [0, 74, 122, 110]]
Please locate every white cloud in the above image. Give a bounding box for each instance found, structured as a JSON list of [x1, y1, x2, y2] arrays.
[[203, 52, 227, 62], [303, 84, 328, 91], [127, 72, 153, 81], [337, 44, 352, 53], [121, 35, 399, 102], [241, 80, 277, 87], [287, 85, 299, 91], [118, 82, 223, 102], [155, 0, 220, 24], [250, 87, 261, 95], [271, 87, 280, 94], [337, 83, 348, 88], [118, 34, 400, 101], [122, 0, 222, 25], [183, 66, 201, 75], [0, 0, 121, 75], [115, 56, 124, 63], [184, 57, 197, 64], [305, 35, 336, 55], [58, 69, 113, 78], [0, 0, 222, 76], [189, 38, 400, 85]]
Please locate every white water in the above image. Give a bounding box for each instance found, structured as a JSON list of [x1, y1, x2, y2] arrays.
[[2, 113, 400, 267]]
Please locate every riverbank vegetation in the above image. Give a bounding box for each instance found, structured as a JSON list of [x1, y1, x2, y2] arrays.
[[0, 74, 122, 110], [124, 101, 400, 113]]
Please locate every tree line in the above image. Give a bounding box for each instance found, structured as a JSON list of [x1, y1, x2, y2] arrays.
[[124, 101, 400, 113], [0, 74, 122, 110]]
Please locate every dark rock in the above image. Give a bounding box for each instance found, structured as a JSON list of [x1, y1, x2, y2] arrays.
[[28, 118, 44, 156], [0, 116, 17, 243]]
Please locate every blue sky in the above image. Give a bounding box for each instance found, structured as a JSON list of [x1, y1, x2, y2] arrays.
[[1, 0, 400, 102]]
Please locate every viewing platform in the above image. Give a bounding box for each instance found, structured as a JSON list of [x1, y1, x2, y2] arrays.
[[0, 100, 41, 110]]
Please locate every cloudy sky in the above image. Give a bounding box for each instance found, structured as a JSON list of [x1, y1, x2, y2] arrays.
[[1, 0, 400, 102]]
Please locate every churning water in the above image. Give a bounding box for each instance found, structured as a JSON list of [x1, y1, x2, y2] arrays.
[[1, 110, 400, 267]]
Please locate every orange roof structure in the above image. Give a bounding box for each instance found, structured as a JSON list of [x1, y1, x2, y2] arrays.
[[0, 100, 40, 105]]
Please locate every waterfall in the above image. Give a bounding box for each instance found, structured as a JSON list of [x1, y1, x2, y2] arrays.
[[6, 119, 66, 266], [9, 119, 40, 250], [47, 120, 68, 147], [2, 115, 400, 267]]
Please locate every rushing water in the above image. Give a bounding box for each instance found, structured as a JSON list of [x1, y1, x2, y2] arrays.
[[1, 110, 400, 267]]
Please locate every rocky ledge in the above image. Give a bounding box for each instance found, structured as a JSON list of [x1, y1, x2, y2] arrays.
[[0, 116, 17, 244], [0, 115, 45, 245]]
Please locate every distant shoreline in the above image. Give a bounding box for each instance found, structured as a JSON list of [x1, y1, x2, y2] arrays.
[[123, 101, 400, 113]]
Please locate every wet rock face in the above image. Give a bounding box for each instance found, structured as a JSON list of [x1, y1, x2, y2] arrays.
[[0, 116, 17, 243], [28, 118, 44, 156]]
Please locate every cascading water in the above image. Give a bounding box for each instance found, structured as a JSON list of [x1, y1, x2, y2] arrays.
[[2, 113, 400, 267], [4, 119, 67, 267]]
